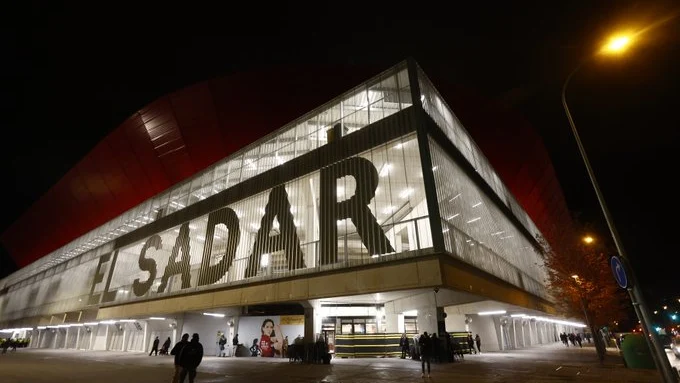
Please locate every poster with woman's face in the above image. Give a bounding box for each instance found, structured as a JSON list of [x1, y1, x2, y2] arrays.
[[238, 315, 304, 357]]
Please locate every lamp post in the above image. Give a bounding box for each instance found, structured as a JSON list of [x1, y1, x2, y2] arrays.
[[562, 35, 678, 382]]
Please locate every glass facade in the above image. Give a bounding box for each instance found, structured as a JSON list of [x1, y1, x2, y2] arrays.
[[417, 66, 541, 239], [1, 133, 431, 321], [0, 60, 553, 327], [5, 64, 413, 285], [429, 139, 547, 299]]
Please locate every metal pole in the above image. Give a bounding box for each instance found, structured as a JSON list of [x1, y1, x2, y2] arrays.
[[562, 63, 678, 382]]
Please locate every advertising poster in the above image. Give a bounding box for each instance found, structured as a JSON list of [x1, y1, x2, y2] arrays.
[[238, 315, 304, 357]]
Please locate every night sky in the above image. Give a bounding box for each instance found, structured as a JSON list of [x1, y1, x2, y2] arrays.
[[1, 2, 678, 310]]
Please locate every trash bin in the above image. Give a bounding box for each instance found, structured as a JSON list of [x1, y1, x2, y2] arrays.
[[620, 333, 656, 369]]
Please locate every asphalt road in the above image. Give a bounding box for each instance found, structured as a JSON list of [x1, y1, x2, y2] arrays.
[[0, 342, 673, 382]]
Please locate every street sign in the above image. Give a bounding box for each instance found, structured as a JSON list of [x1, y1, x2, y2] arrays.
[[610, 256, 629, 289]]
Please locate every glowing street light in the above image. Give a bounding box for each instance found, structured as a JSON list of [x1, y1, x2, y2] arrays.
[[583, 236, 594, 245], [601, 34, 634, 54]]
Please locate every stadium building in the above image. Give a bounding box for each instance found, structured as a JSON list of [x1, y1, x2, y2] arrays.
[[0, 59, 582, 357]]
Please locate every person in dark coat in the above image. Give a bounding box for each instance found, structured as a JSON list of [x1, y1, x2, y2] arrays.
[[467, 333, 476, 354], [149, 336, 160, 356], [178, 333, 203, 383], [161, 337, 172, 355], [231, 333, 239, 357], [418, 332, 432, 378], [475, 334, 481, 353], [399, 333, 409, 359], [170, 334, 190, 383]]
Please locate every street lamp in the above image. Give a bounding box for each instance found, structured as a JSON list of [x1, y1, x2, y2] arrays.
[[562, 32, 678, 382]]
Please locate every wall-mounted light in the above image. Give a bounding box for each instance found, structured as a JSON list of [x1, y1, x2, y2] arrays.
[[478, 310, 506, 316], [203, 313, 225, 318]]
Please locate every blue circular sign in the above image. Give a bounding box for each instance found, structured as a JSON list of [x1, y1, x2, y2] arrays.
[[610, 256, 629, 289]]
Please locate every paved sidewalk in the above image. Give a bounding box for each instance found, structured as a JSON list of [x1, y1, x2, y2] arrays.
[[0, 342, 672, 382]]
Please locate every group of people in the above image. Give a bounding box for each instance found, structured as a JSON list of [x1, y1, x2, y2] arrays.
[[216, 333, 239, 357], [148, 336, 172, 356], [399, 332, 482, 378], [147, 333, 204, 383], [560, 332, 584, 348], [1, 338, 18, 353]]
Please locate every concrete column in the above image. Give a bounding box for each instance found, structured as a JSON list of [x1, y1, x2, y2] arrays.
[[52, 330, 58, 349], [383, 301, 400, 333], [36, 330, 42, 349], [304, 307, 315, 342], [76, 327, 81, 350], [104, 325, 110, 351], [122, 325, 128, 352], [417, 306, 437, 335], [142, 321, 148, 352], [385, 313, 399, 333], [89, 327, 94, 350], [444, 312, 466, 332], [511, 319, 517, 349]]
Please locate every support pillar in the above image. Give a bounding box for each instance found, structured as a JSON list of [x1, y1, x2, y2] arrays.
[[122, 325, 128, 352], [76, 327, 81, 350], [104, 325, 110, 351], [52, 330, 58, 349], [142, 321, 148, 353], [304, 307, 315, 342], [89, 327, 94, 350]]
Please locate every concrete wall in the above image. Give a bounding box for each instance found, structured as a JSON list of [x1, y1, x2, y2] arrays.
[[181, 313, 230, 357], [466, 315, 499, 352], [444, 312, 466, 332]]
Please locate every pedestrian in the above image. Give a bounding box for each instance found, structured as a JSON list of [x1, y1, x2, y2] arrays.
[[161, 337, 172, 355], [467, 333, 476, 354], [282, 336, 289, 358], [431, 333, 439, 363], [399, 333, 409, 359], [149, 336, 160, 356], [170, 333, 190, 383], [218, 334, 227, 357], [475, 334, 481, 353], [575, 333, 582, 348], [178, 333, 203, 383], [232, 333, 239, 357], [418, 332, 432, 378], [250, 338, 260, 356]]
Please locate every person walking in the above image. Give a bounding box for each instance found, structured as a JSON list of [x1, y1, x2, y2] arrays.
[[231, 333, 239, 357], [475, 334, 481, 354], [160, 337, 171, 355], [399, 333, 409, 359], [170, 333, 190, 383], [418, 332, 432, 378], [178, 333, 203, 383], [149, 336, 160, 356], [218, 334, 227, 357], [467, 333, 476, 354]]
